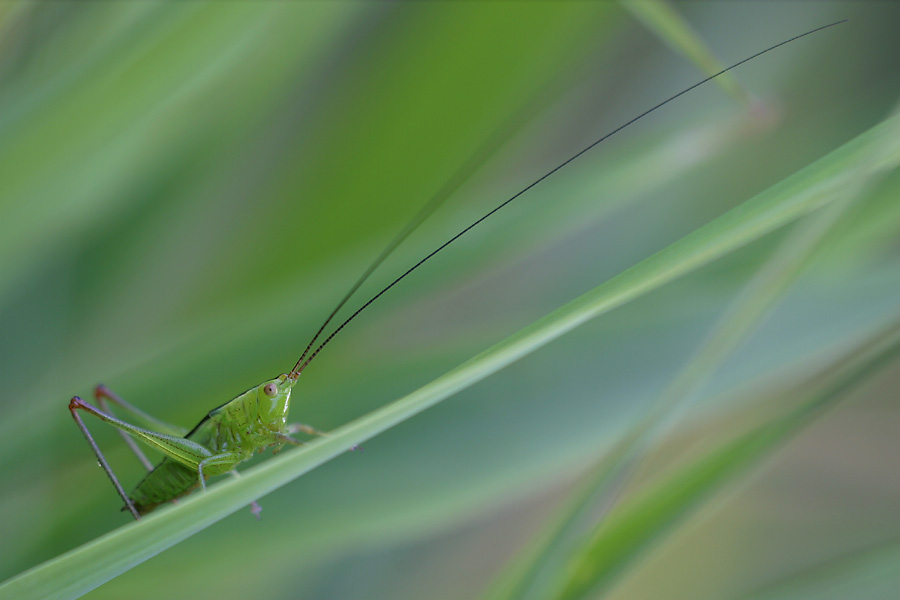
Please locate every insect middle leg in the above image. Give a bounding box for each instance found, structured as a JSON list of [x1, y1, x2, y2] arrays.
[[228, 470, 263, 520]]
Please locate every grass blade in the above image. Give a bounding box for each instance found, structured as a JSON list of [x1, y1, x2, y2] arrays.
[[732, 537, 900, 600], [1, 106, 898, 600], [555, 317, 900, 600], [483, 101, 895, 600], [622, 0, 747, 102]]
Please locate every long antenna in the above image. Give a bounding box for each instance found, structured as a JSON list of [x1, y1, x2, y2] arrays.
[[290, 20, 846, 378], [291, 69, 574, 376]]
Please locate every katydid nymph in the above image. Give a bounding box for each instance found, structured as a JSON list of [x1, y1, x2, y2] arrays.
[[69, 21, 846, 521]]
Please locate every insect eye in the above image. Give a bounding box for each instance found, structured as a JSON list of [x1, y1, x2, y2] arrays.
[[263, 383, 278, 397]]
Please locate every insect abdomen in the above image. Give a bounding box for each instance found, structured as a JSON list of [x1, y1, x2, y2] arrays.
[[128, 458, 200, 515]]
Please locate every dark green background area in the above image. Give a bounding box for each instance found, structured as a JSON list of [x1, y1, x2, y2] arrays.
[[1, 2, 899, 599]]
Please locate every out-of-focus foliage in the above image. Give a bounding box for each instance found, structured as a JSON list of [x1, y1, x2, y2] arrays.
[[0, 2, 898, 599]]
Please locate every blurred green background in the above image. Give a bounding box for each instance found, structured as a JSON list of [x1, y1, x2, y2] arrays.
[[1, 1, 899, 599]]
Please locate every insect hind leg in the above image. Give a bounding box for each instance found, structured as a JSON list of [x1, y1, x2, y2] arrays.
[[94, 384, 189, 471], [69, 396, 141, 520], [95, 384, 188, 435]]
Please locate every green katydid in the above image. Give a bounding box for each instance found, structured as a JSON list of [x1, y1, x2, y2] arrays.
[[69, 20, 846, 521]]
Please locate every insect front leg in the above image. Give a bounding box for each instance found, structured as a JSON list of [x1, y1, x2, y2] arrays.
[[273, 432, 305, 454], [286, 422, 328, 437], [285, 423, 362, 452]]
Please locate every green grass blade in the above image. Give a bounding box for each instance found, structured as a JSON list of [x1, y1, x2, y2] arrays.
[[555, 317, 900, 600], [1, 109, 898, 600], [525, 114, 899, 598], [622, 0, 746, 102], [482, 117, 885, 600], [733, 537, 900, 600]]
